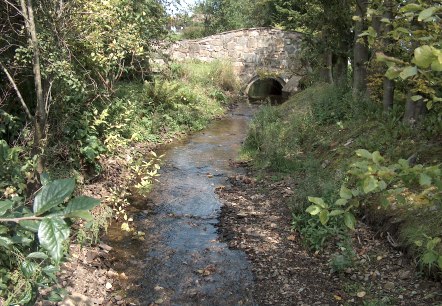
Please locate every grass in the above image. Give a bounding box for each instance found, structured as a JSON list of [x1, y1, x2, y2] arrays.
[[242, 83, 442, 276]]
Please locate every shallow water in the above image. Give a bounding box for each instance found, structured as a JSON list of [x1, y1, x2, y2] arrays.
[[106, 103, 257, 305]]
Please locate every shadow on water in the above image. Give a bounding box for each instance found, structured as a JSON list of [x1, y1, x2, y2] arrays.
[[105, 102, 258, 305]]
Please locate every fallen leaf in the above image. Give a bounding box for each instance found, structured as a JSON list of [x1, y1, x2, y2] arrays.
[[334, 294, 342, 300], [287, 235, 296, 241], [357, 291, 366, 298]]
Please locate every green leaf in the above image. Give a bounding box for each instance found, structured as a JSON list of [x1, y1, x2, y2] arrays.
[[306, 205, 321, 216], [411, 95, 423, 101], [0, 200, 13, 216], [64, 196, 100, 215], [378, 180, 387, 190], [344, 212, 356, 230], [19, 220, 40, 232], [38, 217, 70, 262], [329, 209, 344, 216], [380, 196, 390, 208], [438, 256, 442, 269], [335, 199, 348, 206], [307, 197, 327, 208], [42, 265, 58, 275], [372, 151, 384, 164], [431, 59, 442, 72], [21, 260, 38, 278], [65, 211, 93, 221], [319, 210, 329, 225], [27, 252, 48, 260], [385, 66, 401, 79], [400, 3, 422, 12], [33, 178, 75, 216], [355, 149, 372, 160], [419, 173, 432, 186], [414, 45, 435, 68], [399, 66, 417, 80], [422, 252, 438, 265], [40, 173, 51, 186], [0, 236, 14, 248], [340, 185, 353, 200], [418, 7, 437, 21], [363, 176, 378, 193]]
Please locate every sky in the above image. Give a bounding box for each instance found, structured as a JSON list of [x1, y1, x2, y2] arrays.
[[166, 0, 200, 15]]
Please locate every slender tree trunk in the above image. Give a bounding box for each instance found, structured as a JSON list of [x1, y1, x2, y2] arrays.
[[382, 0, 395, 111], [20, 0, 47, 174], [353, 0, 369, 95], [382, 77, 395, 111]]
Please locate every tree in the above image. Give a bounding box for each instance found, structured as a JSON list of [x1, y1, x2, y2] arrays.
[[353, 0, 369, 94], [274, 0, 353, 84]]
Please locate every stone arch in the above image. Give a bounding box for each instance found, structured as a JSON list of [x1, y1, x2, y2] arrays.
[[244, 75, 286, 97]]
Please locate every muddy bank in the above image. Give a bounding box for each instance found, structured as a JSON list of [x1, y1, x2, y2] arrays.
[[216, 166, 442, 305]]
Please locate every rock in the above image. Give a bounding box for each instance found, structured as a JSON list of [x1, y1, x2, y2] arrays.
[[105, 282, 113, 290], [384, 282, 395, 290], [98, 243, 113, 252], [398, 270, 411, 280], [155, 298, 164, 304], [107, 269, 119, 278], [237, 212, 248, 218], [119, 272, 128, 280], [86, 250, 99, 262], [154, 285, 164, 291], [60, 292, 94, 306], [114, 295, 123, 301]]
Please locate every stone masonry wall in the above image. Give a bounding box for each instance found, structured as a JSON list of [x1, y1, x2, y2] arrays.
[[168, 28, 302, 85]]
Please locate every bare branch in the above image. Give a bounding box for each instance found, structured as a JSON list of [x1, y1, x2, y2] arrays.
[[0, 61, 33, 120]]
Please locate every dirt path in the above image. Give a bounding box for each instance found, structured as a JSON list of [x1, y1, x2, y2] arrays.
[[216, 166, 442, 305]]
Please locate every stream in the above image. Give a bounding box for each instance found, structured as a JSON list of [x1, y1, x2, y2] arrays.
[[106, 102, 257, 305]]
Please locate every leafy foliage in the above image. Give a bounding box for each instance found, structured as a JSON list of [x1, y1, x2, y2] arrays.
[[306, 150, 442, 274], [0, 177, 100, 304]]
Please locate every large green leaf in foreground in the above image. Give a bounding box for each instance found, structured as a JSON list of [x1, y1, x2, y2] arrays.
[[38, 217, 70, 262], [33, 178, 75, 216]]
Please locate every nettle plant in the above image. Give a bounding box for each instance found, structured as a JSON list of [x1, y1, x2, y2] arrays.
[[0, 177, 100, 304], [307, 149, 442, 270]]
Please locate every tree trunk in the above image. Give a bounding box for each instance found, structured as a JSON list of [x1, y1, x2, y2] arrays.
[[320, 51, 333, 83], [382, 0, 395, 111], [382, 77, 394, 110], [404, 91, 425, 124], [353, 0, 369, 95], [333, 54, 348, 85], [20, 0, 47, 174]]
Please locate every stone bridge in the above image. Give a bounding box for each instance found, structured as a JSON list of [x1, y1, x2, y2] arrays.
[[167, 28, 303, 96]]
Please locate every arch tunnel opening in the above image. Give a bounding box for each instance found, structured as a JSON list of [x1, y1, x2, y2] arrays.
[[246, 78, 286, 104]]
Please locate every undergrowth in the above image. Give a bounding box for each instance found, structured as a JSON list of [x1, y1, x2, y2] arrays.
[[243, 83, 442, 277]]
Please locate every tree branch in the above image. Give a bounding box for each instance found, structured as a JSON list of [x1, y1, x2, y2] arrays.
[[0, 216, 43, 223], [0, 62, 34, 120]]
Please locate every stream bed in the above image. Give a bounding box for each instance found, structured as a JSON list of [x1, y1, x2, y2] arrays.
[[105, 102, 257, 305]]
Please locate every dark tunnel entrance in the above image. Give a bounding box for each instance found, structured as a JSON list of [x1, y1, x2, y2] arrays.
[[246, 78, 286, 104]]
